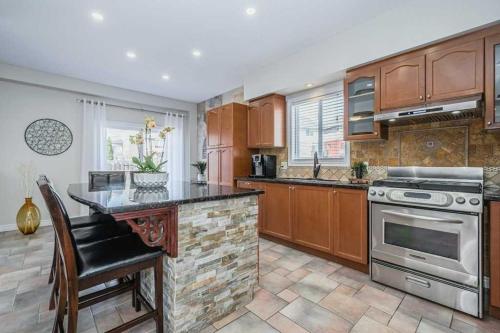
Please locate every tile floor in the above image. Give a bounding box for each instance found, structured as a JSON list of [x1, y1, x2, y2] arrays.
[[1, 227, 500, 333]]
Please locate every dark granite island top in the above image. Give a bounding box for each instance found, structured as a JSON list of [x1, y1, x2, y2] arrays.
[[484, 186, 500, 201], [68, 181, 264, 214]]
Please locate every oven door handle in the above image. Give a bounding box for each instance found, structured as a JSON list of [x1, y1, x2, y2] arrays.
[[381, 210, 463, 224]]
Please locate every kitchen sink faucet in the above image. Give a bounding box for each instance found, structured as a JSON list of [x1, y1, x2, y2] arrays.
[[313, 152, 321, 179]]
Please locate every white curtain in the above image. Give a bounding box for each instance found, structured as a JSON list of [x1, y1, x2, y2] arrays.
[[80, 99, 107, 182], [164, 112, 185, 193]]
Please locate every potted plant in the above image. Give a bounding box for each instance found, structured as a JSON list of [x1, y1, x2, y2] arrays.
[[129, 116, 174, 188], [191, 161, 207, 182], [351, 161, 368, 179]]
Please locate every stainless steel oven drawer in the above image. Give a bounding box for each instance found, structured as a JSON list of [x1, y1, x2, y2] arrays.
[[372, 260, 481, 317]]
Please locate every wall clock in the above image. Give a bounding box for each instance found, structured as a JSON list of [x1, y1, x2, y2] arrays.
[[24, 118, 73, 156]]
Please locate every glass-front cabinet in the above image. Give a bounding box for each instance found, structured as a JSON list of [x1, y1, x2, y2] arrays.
[[344, 66, 386, 140], [486, 33, 500, 130]]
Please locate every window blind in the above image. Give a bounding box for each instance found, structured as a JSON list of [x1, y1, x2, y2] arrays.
[[290, 90, 346, 164]]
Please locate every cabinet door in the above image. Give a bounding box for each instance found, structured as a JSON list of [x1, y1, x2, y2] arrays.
[[219, 147, 234, 186], [237, 181, 266, 231], [262, 183, 292, 240], [426, 38, 484, 102], [381, 54, 425, 109], [219, 105, 233, 147], [260, 98, 275, 147], [344, 67, 385, 141], [247, 103, 261, 147], [292, 186, 333, 253], [207, 108, 220, 148], [207, 149, 219, 185], [491, 202, 500, 308], [485, 33, 500, 130], [333, 189, 367, 264]]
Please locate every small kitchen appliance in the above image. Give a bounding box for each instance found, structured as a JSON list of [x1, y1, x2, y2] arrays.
[[369, 166, 483, 317], [251, 154, 276, 178]]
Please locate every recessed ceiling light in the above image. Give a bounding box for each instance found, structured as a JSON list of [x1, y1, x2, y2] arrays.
[[126, 51, 137, 59], [389, 118, 396, 122], [161, 74, 170, 80], [451, 110, 461, 115], [246, 7, 256, 16], [91, 11, 104, 22], [305, 83, 313, 88], [192, 49, 202, 57]]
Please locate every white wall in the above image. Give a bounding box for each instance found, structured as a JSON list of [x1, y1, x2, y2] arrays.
[[0, 65, 197, 230], [244, 0, 500, 100]]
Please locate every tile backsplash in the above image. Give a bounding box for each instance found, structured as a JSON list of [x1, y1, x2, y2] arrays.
[[261, 118, 500, 187]]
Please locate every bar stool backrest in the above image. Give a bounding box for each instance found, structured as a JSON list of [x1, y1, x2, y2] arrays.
[[37, 175, 79, 282]]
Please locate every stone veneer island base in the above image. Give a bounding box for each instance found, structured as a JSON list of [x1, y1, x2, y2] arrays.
[[140, 195, 259, 333]]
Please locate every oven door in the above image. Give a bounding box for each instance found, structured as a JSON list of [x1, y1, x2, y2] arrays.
[[371, 203, 479, 287]]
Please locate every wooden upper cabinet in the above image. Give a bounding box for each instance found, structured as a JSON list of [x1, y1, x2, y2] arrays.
[[333, 188, 368, 264], [206, 103, 249, 148], [344, 66, 386, 141], [207, 149, 219, 185], [485, 33, 500, 130], [247, 105, 261, 147], [292, 186, 333, 254], [262, 183, 292, 240], [219, 105, 234, 147], [206, 108, 220, 148], [247, 94, 285, 148], [426, 38, 484, 102], [380, 53, 425, 109]]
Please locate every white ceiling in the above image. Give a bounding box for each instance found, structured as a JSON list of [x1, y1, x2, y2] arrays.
[[0, 0, 405, 103]]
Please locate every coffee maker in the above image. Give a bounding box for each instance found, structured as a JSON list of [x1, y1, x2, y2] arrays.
[[251, 154, 276, 178]]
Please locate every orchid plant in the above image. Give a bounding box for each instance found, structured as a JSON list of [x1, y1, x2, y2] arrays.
[[129, 116, 174, 172]]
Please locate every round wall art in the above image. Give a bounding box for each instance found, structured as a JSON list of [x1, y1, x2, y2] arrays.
[[24, 118, 73, 156]]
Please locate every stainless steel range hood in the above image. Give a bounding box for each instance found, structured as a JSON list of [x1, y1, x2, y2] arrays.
[[374, 95, 483, 125]]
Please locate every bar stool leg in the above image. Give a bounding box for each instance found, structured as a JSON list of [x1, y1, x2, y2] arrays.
[[48, 236, 56, 284], [134, 272, 142, 312], [49, 250, 60, 310], [154, 257, 164, 333], [67, 286, 79, 333], [52, 258, 66, 333]]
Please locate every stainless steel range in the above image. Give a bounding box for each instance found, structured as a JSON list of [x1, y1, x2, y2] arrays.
[[368, 167, 483, 317]]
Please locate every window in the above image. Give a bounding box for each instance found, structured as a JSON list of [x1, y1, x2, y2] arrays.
[[289, 88, 348, 166], [105, 123, 163, 171]]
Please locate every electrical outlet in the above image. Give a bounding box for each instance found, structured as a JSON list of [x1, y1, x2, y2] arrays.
[[280, 161, 288, 170]]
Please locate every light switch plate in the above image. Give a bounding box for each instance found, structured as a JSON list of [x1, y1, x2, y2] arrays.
[[280, 161, 288, 170]]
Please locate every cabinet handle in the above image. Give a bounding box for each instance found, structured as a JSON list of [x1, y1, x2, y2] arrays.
[[419, 95, 423, 100], [427, 94, 431, 99]]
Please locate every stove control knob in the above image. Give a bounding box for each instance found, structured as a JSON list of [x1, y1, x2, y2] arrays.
[[369, 190, 376, 196], [455, 197, 466, 204], [378, 190, 385, 197], [469, 198, 480, 206]]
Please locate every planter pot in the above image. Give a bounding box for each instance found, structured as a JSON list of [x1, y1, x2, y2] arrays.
[[132, 172, 169, 188], [197, 173, 206, 182]]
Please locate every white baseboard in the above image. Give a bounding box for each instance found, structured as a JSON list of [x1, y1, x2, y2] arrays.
[[0, 219, 52, 233]]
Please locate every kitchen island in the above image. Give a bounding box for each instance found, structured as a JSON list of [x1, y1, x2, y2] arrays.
[[68, 181, 262, 333]]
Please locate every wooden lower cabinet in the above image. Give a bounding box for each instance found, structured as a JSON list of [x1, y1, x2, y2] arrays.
[[490, 201, 500, 315], [333, 188, 368, 264], [262, 183, 292, 240], [292, 185, 333, 253], [236, 180, 266, 231], [237, 181, 368, 267]]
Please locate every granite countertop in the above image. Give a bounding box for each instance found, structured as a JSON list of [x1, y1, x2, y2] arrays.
[[235, 177, 370, 190], [68, 181, 264, 214], [484, 186, 500, 201]]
